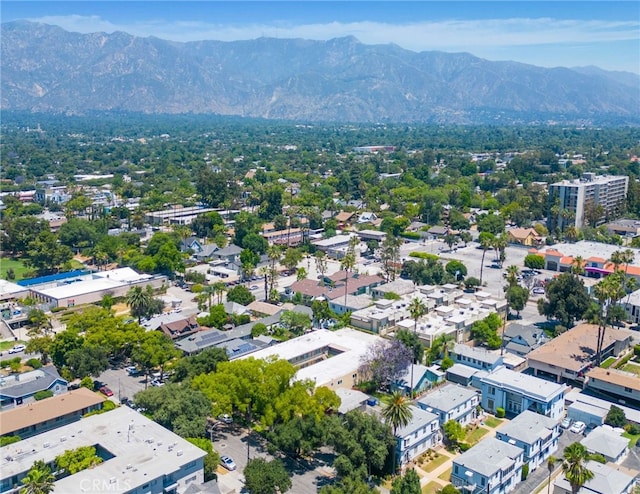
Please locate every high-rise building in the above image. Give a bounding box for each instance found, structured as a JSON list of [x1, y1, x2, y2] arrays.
[[548, 173, 628, 230]]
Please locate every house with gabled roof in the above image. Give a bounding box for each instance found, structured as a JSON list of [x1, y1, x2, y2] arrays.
[[0, 366, 68, 408], [393, 405, 440, 466], [581, 426, 629, 464]]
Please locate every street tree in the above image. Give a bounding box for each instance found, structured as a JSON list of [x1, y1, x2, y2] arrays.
[[131, 331, 180, 385], [134, 384, 211, 438], [391, 468, 421, 494], [244, 458, 291, 494], [478, 232, 495, 286], [506, 285, 529, 318], [226, 285, 255, 305], [380, 235, 402, 283], [537, 273, 591, 329]]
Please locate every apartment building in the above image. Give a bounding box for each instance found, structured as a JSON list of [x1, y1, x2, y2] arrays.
[[548, 173, 628, 230]]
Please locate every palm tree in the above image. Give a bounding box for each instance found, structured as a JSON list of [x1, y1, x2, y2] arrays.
[[211, 281, 227, 305], [407, 297, 427, 396], [20, 460, 55, 494], [571, 256, 585, 277], [382, 391, 413, 469], [562, 443, 594, 494], [267, 245, 282, 296], [478, 234, 494, 286], [505, 265, 520, 287], [340, 236, 359, 306], [127, 285, 152, 323], [593, 272, 626, 365], [546, 455, 557, 494], [493, 235, 508, 268]]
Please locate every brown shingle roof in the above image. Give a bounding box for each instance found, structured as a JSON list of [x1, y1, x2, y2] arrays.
[[0, 387, 105, 436], [527, 323, 630, 372], [587, 367, 640, 392]]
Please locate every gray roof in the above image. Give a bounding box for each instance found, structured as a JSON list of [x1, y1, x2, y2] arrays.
[[195, 243, 219, 258], [396, 364, 430, 390], [335, 388, 370, 414], [223, 301, 249, 315], [454, 437, 524, 477], [481, 366, 566, 402], [453, 343, 503, 365], [216, 338, 267, 359], [183, 480, 221, 494], [446, 363, 481, 379], [143, 311, 189, 331], [215, 244, 242, 257], [497, 410, 557, 445], [581, 426, 629, 460], [394, 405, 439, 438], [418, 384, 479, 414], [0, 366, 66, 399], [554, 460, 635, 494]]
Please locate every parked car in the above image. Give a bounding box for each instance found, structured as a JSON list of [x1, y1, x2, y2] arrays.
[[126, 366, 141, 376], [99, 386, 114, 397], [220, 455, 237, 471], [150, 379, 165, 387], [569, 421, 586, 434], [218, 414, 233, 424], [8, 344, 26, 354], [532, 287, 545, 295], [560, 417, 572, 429]]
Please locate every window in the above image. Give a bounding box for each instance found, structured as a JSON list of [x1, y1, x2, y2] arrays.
[[488, 399, 494, 410], [625, 387, 632, 393], [454, 465, 459, 475], [481, 478, 485, 486], [489, 386, 495, 395], [337, 380, 342, 385]]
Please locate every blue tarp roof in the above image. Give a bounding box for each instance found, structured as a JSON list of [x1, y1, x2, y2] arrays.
[[17, 270, 89, 287]]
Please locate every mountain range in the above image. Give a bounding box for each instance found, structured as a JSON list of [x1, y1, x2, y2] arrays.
[[2, 21, 639, 124]]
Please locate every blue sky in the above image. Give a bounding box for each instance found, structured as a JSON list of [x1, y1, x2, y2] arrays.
[[3, 1, 639, 73]]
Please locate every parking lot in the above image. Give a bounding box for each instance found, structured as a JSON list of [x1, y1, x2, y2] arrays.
[[97, 366, 149, 403]]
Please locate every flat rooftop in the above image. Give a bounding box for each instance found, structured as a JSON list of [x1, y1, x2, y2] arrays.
[[0, 406, 206, 493], [497, 410, 557, 444], [454, 437, 523, 477], [587, 367, 640, 392], [481, 366, 566, 401], [418, 384, 479, 413], [242, 328, 383, 387]]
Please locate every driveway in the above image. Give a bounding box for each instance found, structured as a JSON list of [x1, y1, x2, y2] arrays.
[[211, 423, 335, 494], [97, 367, 149, 402]]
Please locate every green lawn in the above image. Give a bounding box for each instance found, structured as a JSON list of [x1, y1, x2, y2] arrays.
[[623, 431, 640, 447], [484, 417, 504, 428], [422, 481, 443, 494], [421, 453, 450, 473], [601, 356, 617, 369], [465, 426, 489, 445], [69, 259, 86, 270], [621, 363, 640, 377], [438, 467, 452, 482], [0, 258, 31, 281], [0, 340, 25, 351]]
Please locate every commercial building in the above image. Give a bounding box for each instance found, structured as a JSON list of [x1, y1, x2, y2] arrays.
[[241, 328, 384, 390], [451, 437, 524, 494], [29, 267, 166, 308], [145, 206, 219, 225], [495, 410, 559, 473], [480, 366, 566, 420], [548, 173, 629, 230], [0, 406, 206, 494]]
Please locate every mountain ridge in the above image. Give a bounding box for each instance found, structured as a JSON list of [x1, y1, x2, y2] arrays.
[[2, 21, 638, 124]]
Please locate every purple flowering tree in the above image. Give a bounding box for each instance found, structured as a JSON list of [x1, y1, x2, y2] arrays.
[[359, 339, 413, 390]]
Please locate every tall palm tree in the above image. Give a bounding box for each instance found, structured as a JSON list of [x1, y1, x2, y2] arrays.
[[314, 251, 328, 285], [571, 256, 585, 277], [127, 285, 152, 323], [211, 281, 227, 305], [479, 233, 494, 286], [562, 443, 594, 494], [382, 391, 413, 469], [267, 245, 282, 296], [340, 237, 359, 306], [593, 272, 626, 365], [546, 455, 557, 494], [407, 297, 427, 397], [20, 460, 55, 494]]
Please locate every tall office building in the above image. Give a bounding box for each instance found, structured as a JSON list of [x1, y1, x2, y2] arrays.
[[548, 173, 628, 231]]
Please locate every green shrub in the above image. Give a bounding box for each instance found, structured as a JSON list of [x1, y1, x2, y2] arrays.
[[615, 353, 634, 369], [496, 407, 505, 418], [521, 464, 529, 480], [83, 399, 117, 417], [400, 231, 421, 240], [26, 358, 42, 369], [0, 435, 21, 447], [33, 390, 54, 401], [634, 345, 640, 357], [51, 307, 66, 313], [409, 251, 439, 261], [458, 442, 471, 452], [624, 423, 640, 435], [587, 453, 606, 464]]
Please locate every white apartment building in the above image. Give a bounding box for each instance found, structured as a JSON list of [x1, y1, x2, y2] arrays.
[[548, 173, 628, 230]]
